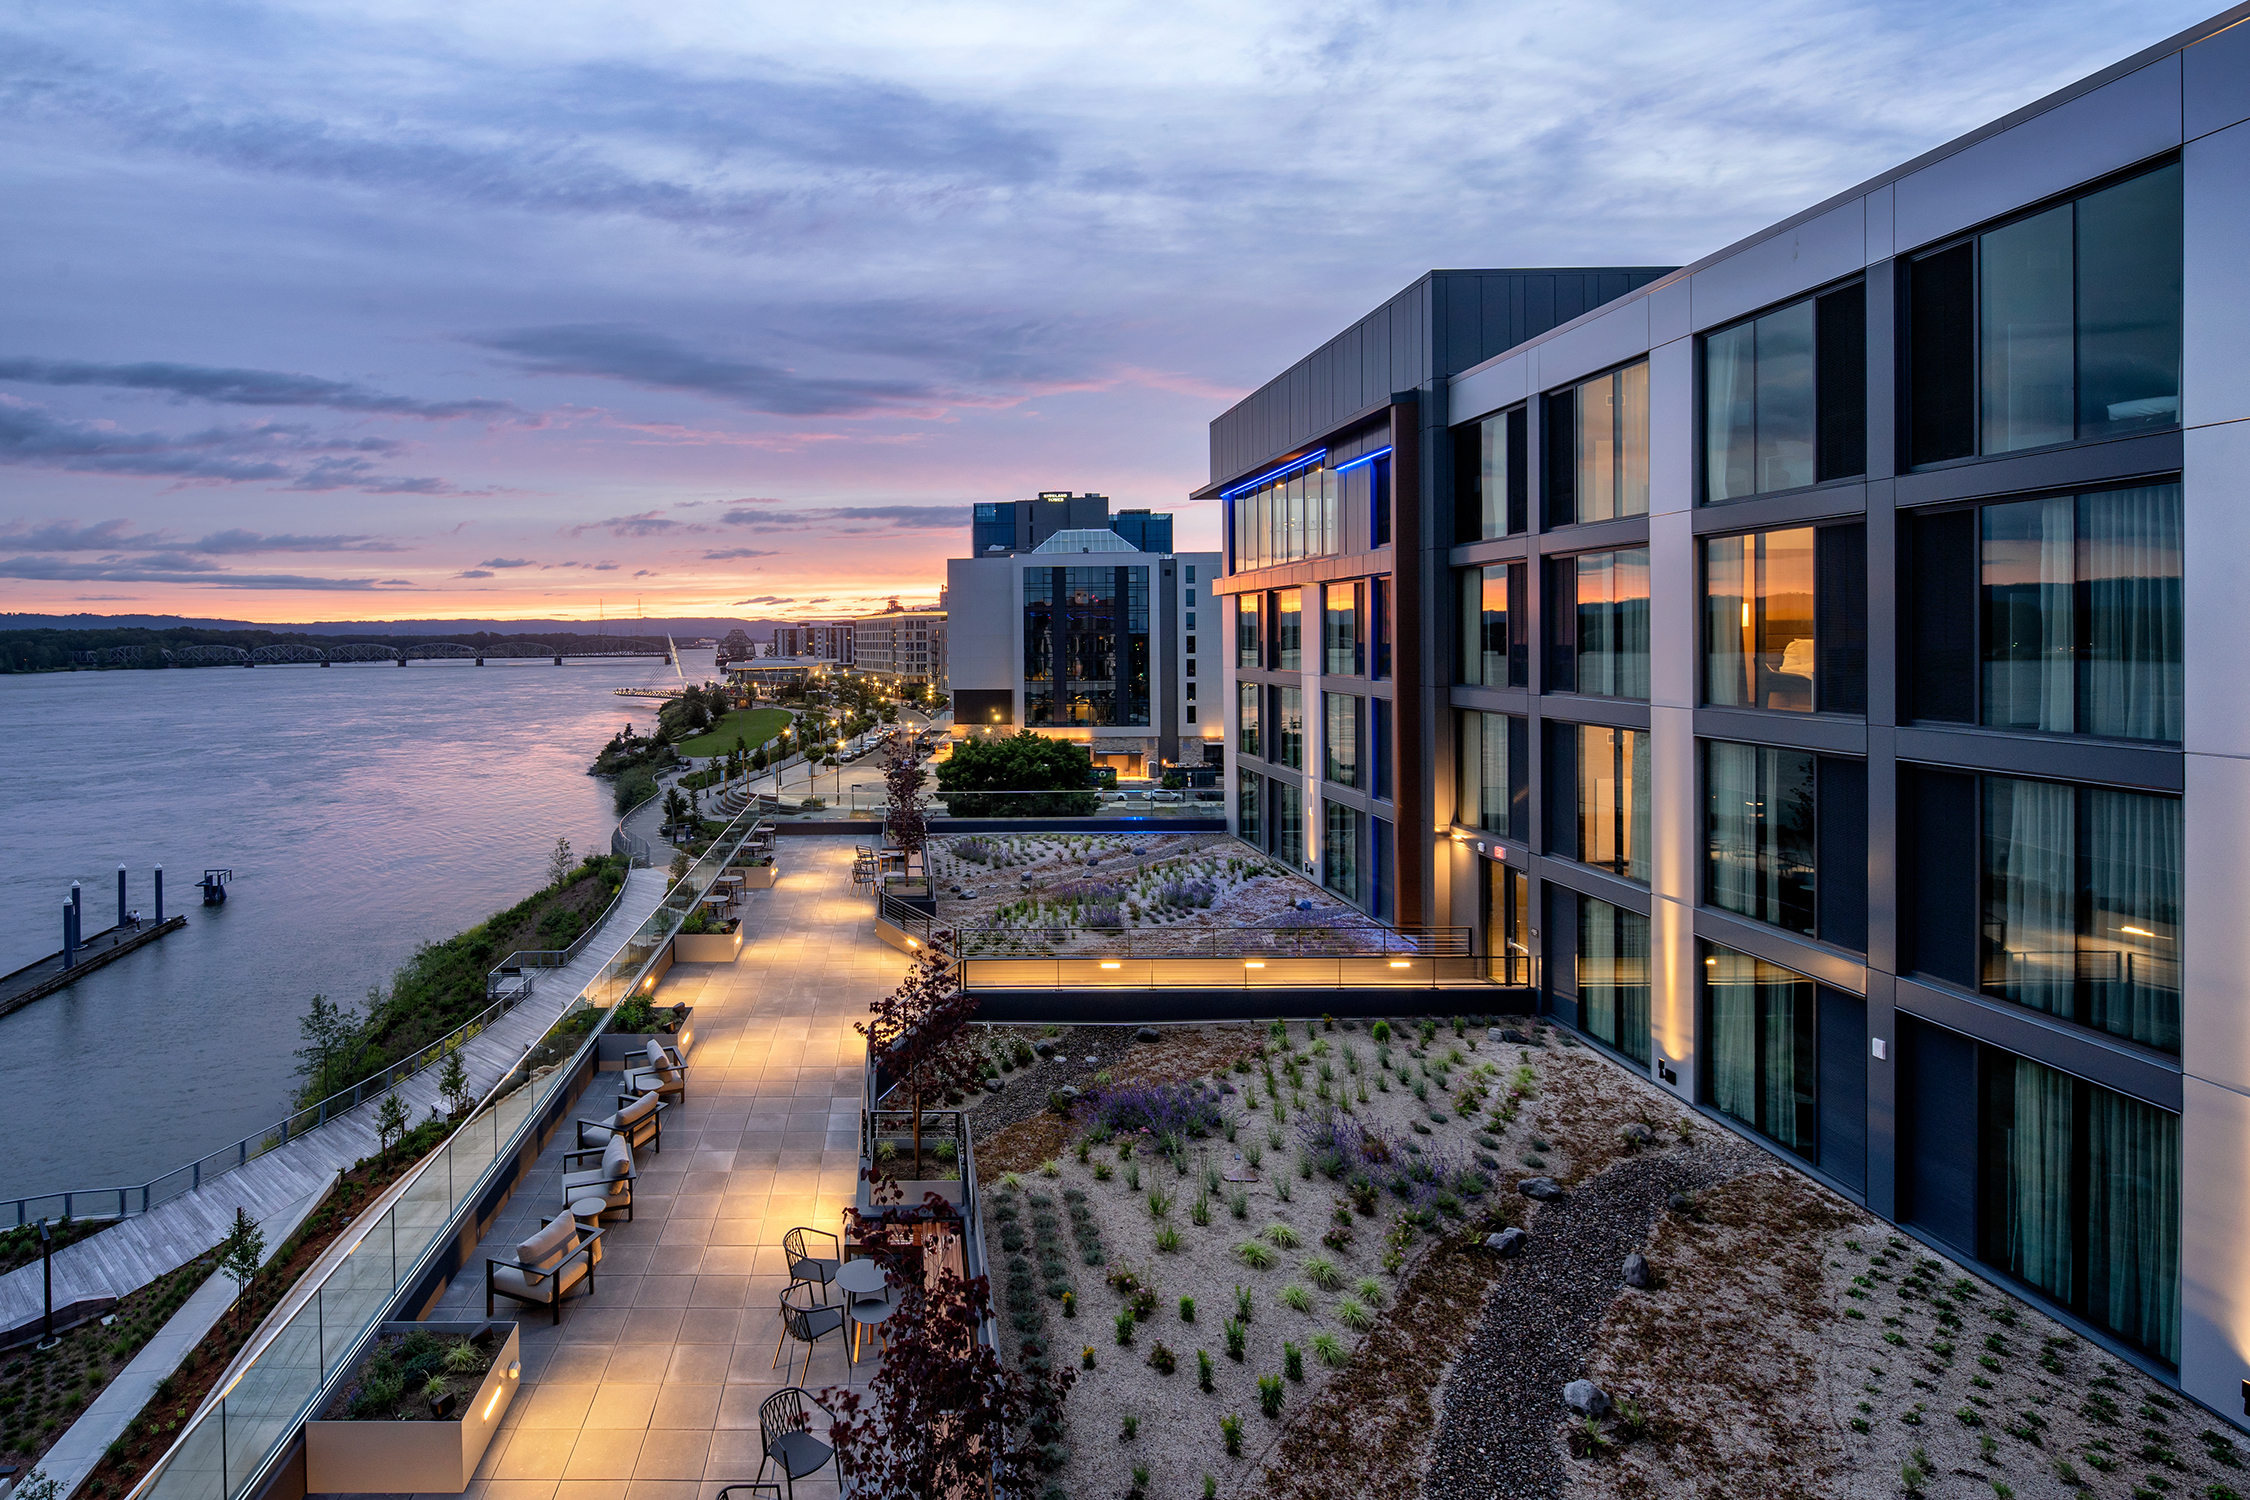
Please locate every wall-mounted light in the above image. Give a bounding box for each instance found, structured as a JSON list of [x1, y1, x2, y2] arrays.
[[1388, 960, 1411, 969], [1244, 961, 1266, 969], [1100, 961, 1122, 970]]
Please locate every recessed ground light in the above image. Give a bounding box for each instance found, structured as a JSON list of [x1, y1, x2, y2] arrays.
[[1245, 961, 1266, 969], [1100, 961, 1122, 969], [1388, 960, 1411, 969]]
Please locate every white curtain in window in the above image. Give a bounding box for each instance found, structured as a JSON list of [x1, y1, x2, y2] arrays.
[[2079, 484, 2183, 742], [1988, 777, 2074, 1016], [2003, 1058, 2079, 1308], [1708, 959, 1758, 1126], [2087, 1085, 2180, 1366], [2083, 787, 2182, 1052]]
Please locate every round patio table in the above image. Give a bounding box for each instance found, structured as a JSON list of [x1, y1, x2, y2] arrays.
[[835, 1258, 887, 1299]]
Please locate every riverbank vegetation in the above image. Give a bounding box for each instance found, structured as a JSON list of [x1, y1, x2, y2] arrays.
[[291, 853, 628, 1107]]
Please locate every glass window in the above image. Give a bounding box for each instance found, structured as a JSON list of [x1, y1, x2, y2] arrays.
[[1978, 484, 2182, 741], [1273, 686, 1303, 770], [1237, 769, 1262, 846], [1237, 681, 1260, 759], [1274, 786, 1303, 867], [1455, 406, 1528, 539], [1704, 281, 1866, 503], [1704, 527, 1816, 711], [1457, 711, 1517, 835], [1371, 576, 1392, 680], [1705, 741, 1817, 936], [1459, 563, 1525, 688], [1575, 724, 1649, 882], [1979, 1054, 2179, 1364], [1323, 693, 1359, 787], [1236, 594, 1262, 670], [1579, 898, 1651, 1066], [1485, 864, 1531, 984], [1323, 800, 1358, 898], [1371, 698, 1392, 801], [1981, 776, 2180, 1053], [1227, 457, 1345, 570], [1704, 945, 1817, 1154], [1371, 819, 1394, 920], [1910, 163, 2181, 465], [1572, 362, 1650, 523], [1564, 548, 1649, 699], [1323, 583, 1360, 676], [1275, 590, 1302, 671]]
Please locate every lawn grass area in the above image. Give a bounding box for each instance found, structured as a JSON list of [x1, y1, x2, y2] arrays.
[[675, 705, 792, 758]]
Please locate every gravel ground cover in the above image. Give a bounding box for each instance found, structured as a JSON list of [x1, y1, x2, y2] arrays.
[[926, 833, 1380, 954], [976, 1015, 1534, 1499]]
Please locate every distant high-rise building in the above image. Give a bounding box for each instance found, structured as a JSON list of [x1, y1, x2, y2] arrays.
[[970, 491, 1173, 556], [770, 623, 853, 662], [847, 608, 946, 689]]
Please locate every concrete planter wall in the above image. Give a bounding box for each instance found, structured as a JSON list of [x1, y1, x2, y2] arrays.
[[597, 1009, 695, 1070], [670, 926, 743, 962], [857, 1177, 966, 1211], [306, 1321, 521, 1495], [734, 865, 778, 890]]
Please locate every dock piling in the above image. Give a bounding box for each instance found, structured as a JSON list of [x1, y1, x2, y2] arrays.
[[61, 901, 76, 968], [155, 865, 164, 923], [117, 864, 127, 929]]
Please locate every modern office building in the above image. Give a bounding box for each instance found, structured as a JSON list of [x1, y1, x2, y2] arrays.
[[947, 531, 1220, 778], [771, 623, 853, 662], [1209, 11, 2250, 1409], [972, 491, 1175, 556], [847, 608, 947, 689]]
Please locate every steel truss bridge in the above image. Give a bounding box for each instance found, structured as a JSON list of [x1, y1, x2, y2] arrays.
[[73, 640, 673, 668]]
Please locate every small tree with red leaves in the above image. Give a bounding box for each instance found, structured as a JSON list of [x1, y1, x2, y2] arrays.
[[860, 931, 982, 1179], [823, 1267, 1072, 1500], [883, 734, 931, 858]]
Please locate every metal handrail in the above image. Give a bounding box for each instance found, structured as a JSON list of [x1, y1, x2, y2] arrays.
[[482, 876, 633, 996], [3, 871, 644, 1226], [127, 794, 775, 1500], [951, 923, 1476, 956]]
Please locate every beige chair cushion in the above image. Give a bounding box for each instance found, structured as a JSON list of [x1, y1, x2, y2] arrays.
[[520, 1214, 576, 1273], [604, 1136, 633, 1178], [492, 1256, 588, 1304], [618, 1093, 660, 1128]]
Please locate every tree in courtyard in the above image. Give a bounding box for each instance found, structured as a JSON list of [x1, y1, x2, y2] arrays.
[[546, 835, 574, 889], [823, 1268, 1072, 1499], [376, 1088, 409, 1156], [218, 1206, 265, 1331], [882, 734, 930, 856], [857, 933, 982, 1180], [935, 730, 1100, 817], [438, 1045, 473, 1117]]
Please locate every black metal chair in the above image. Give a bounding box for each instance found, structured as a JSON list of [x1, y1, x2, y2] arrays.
[[714, 1486, 783, 1500], [770, 1283, 846, 1388], [756, 1388, 838, 1500], [783, 1227, 840, 1304]]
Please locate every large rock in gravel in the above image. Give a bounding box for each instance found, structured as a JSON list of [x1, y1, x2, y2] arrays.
[[1562, 1379, 1611, 1417], [1135, 1027, 1161, 1042], [983, 1078, 1005, 1093], [1499, 1028, 1527, 1044], [1623, 1252, 1653, 1288], [1034, 1041, 1058, 1058], [1517, 1176, 1563, 1201], [1620, 1122, 1655, 1146], [1484, 1227, 1529, 1257]]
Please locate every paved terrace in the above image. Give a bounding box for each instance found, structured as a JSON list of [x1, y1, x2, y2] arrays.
[[403, 836, 904, 1500]]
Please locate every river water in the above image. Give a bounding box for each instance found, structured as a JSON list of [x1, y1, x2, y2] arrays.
[[0, 651, 710, 1201]]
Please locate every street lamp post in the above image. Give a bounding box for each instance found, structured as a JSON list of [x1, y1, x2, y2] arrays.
[[36, 1218, 58, 1351]]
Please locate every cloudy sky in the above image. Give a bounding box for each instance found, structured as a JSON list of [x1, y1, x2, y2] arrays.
[[0, 0, 2213, 622]]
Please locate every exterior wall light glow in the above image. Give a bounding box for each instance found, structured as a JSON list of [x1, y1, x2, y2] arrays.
[[1100, 961, 1122, 970], [2120, 926, 2152, 936], [1244, 961, 1266, 969], [1388, 960, 1411, 969]]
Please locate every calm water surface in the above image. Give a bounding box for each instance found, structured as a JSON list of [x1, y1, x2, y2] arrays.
[[0, 653, 704, 1199]]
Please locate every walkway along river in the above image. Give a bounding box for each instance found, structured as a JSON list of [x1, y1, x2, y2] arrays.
[[0, 653, 701, 1200]]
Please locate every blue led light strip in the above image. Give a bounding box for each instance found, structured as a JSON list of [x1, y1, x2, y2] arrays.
[[1332, 445, 1393, 474], [1218, 447, 1328, 500]]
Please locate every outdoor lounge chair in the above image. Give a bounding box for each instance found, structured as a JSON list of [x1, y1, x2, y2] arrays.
[[756, 1387, 840, 1499], [624, 1037, 688, 1105], [576, 1091, 666, 1153], [486, 1213, 602, 1325], [559, 1134, 637, 1220], [770, 1286, 846, 1390], [782, 1227, 839, 1303]]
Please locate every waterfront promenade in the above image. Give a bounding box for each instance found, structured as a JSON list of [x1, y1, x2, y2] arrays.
[[412, 836, 898, 1500], [0, 868, 672, 1331]]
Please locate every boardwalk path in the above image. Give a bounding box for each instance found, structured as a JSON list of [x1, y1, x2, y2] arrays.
[[0, 867, 670, 1328]]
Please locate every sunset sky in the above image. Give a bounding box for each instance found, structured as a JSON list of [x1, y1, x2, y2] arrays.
[[0, 0, 2211, 623]]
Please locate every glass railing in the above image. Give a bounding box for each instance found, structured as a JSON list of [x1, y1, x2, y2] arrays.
[[746, 785, 1229, 819], [130, 799, 776, 1500]]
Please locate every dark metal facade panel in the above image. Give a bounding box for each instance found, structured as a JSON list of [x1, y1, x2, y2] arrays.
[[1206, 268, 1672, 489]]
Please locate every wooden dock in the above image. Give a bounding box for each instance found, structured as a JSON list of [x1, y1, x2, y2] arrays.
[[0, 915, 189, 1019]]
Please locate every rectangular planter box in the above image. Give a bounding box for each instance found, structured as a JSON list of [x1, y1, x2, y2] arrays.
[[670, 927, 743, 963], [306, 1321, 520, 1495], [734, 865, 778, 890], [858, 1176, 966, 1211], [597, 1009, 696, 1070]]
